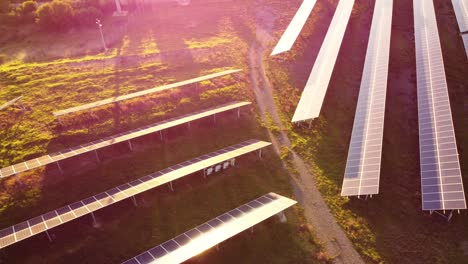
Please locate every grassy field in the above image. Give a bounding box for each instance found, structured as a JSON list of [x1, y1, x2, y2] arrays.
[[265, 0, 468, 263], [0, 1, 323, 263]]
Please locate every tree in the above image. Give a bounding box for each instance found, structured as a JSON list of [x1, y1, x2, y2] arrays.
[[20, 0, 37, 15], [36, 0, 75, 31], [36, 3, 54, 28]]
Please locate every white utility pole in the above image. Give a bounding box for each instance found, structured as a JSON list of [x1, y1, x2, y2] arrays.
[[96, 19, 108, 52]]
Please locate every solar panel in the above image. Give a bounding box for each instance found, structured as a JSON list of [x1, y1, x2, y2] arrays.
[[0, 139, 271, 249], [0, 101, 251, 179], [451, 0, 468, 32], [463, 34, 468, 58], [53, 69, 242, 117], [270, 0, 317, 56], [341, 0, 393, 197], [0, 96, 23, 111], [451, 0, 468, 58], [122, 192, 296, 264], [414, 0, 466, 211], [291, 0, 355, 123]]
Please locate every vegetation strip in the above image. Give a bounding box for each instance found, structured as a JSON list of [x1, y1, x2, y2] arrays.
[[53, 69, 243, 117]]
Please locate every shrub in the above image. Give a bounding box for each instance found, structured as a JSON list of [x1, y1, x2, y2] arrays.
[[20, 0, 37, 15], [36, 0, 74, 31]]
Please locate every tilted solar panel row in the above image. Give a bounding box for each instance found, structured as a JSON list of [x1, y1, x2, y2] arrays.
[[414, 0, 466, 211], [0, 101, 251, 179], [0, 139, 271, 249], [123, 192, 297, 264]]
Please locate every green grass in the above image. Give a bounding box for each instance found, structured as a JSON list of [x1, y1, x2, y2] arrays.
[[265, 0, 468, 263], [0, 115, 318, 264], [0, 1, 322, 263]]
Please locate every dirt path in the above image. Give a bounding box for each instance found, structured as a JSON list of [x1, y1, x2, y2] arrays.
[[249, 9, 365, 264]]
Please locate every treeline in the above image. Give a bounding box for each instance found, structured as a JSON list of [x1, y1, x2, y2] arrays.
[[0, 0, 125, 31]]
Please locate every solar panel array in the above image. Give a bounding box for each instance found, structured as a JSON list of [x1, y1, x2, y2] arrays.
[[292, 0, 355, 123], [270, 0, 317, 56], [0, 139, 272, 249], [414, 0, 466, 211], [0, 101, 251, 179], [0, 96, 23, 111], [53, 69, 242, 117], [451, 0, 468, 58], [122, 192, 297, 264], [341, 0, 393, 197]]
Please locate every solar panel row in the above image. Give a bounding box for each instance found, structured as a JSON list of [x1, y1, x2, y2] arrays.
[[0, 101, 251, 179], [0, 96, 23, 111], [451, 0, 468, 32], [414, 0, 466, 211], [270, 0, 317, 56], [341, 0, 393, 197], [0, 139, 272, 249], [292, 0, 355, 123], [53, 69, 242, 117], [122, 193, 297, 264]]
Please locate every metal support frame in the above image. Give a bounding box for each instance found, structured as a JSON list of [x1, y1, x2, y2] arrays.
[[131, 195, 138, 207], [56, 161, 63, 174], [430, 210, 455, 222], [356, 194, 371, 200], [127, 140, 133, 151]]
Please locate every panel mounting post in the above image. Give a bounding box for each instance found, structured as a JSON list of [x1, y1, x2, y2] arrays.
[[250, 226, 254, 233], [277, 210, 287, 223], [213, 114, 216, 123], [159, 131, 164, 141], [56, 161, 63, 174], [203, 168, 206, 179], [94, 150, 101, 163], [57, 117, 63, 125], [168, 181, 174, 191], [45, 230, 52, 242], [90, 212, 99, 227], [258, 149, 263, 158], [131, 195, 138, 207], [187, 122, 191, 130], [237, 108, 240, 119], [127, 140, 133, 151]]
